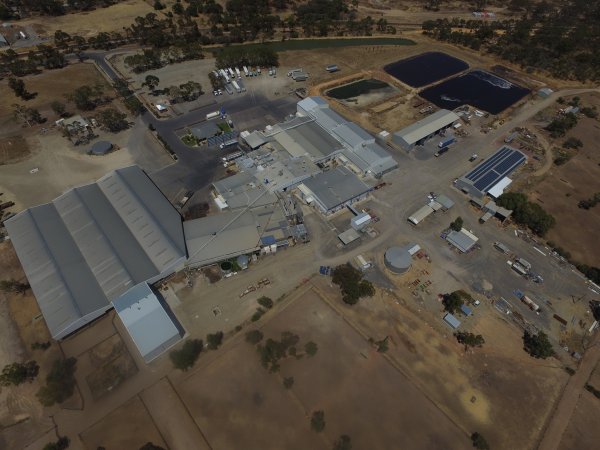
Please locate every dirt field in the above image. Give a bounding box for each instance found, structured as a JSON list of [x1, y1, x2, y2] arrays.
[[557, 388, 600, 450], [22, 0, 154, 39], [176, 284, 469, 450], [0, 62, 112, 135], [80, 395, 167, 450], [0, 135, 31, 165], [313, 278, 567, 450], [530, 94, 600, 266]]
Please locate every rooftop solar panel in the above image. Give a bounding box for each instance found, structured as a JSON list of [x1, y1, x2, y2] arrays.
[[473, 171, 502, 191], [461, 146, 526, 195]]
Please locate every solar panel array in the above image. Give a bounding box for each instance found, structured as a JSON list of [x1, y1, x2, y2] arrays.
[[464, 146, 526, 193]]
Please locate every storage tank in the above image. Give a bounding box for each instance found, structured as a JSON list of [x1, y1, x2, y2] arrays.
[[384, 246, 412, 274]]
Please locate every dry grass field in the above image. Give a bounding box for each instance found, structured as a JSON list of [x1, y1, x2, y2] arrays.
[[530, 94, 600, 266], [23, 0, 155, 39], [0, 136, 31, 165], [80, 396, 167, 450], [558, 388, 600, 450], [176, 285, 470, 450], [0, 63, 111, 132]]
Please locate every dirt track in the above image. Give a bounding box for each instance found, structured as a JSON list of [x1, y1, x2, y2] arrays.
[[538, 333, 600, 450]]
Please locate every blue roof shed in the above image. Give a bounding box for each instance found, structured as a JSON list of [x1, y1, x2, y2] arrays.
[[460, 304, 473, 316], [443, 313, 461, 329]]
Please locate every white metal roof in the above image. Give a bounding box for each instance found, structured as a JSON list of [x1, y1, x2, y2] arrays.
[[393, 110, 459, 146], [487, 176, 512, 198], [113, 283, 182, 362], [408, 205, 435, 225]]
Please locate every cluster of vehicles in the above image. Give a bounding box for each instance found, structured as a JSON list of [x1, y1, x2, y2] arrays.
[[212, 65, 277, 96]]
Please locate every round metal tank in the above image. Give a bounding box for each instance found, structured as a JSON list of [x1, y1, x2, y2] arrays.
[[384, 246, 412, 274], [237, 254, 249, 270]]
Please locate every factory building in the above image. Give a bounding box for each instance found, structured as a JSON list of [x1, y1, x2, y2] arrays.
[[392, 109, 460, 150]]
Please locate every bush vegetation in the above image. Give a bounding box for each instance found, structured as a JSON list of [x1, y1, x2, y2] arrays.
[[496, 192, 555, 236], [310, 410, 326, 432], [42, 436, 70, 450], [206, 332, 224, 350], [36, 357, 77, 406], [257, 296, 274, 309], [245, 330, 264, 344], [0, 361, 39, 386], [449, 216, 463, 232], [442, 292, 463, 314], [333, 435, 352, 450], [523, 331, 554, 359], [471, 432, 490, 450], [455, 332, 485, 351]]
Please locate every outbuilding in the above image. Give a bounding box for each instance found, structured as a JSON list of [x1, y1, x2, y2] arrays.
[[392, 109, 460, 150], [89, 140, 113, 155], [443, 313, 461, 329]]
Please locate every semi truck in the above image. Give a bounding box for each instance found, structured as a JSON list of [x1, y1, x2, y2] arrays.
[[521, 295, 540, 313], [237, 79, 246, 92], [235, 67, 241, 78], [206, 111, 220, 120], [434, 146, 450, 157], [228, 68, 235, 77], [243, 66, 249, 76], [232, 80, 241, 93], [438, 137, 456, 148]]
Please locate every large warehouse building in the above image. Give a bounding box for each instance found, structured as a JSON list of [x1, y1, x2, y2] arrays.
[[392, 109, 460, 150], [455, 146, 527, 198], [5, 166, 186, 358]]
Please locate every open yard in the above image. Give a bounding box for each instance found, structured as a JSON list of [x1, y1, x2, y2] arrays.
[[530, 95, 600, 266], [558, 387, 600, 450]]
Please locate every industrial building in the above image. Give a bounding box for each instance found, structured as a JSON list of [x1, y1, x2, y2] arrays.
[[455, 146, 527, 198], [446, 228, 479, 253], [299, 167, 373, 215], [5, 166, 187, 343], [241, 97, 398, 177], [392, 109, 460, 150]]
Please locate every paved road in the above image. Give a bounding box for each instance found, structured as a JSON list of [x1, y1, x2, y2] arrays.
[[537, 334, 600, 450]]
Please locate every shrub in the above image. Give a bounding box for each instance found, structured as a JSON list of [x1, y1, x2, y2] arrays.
[[471, 432, 489, 450], [251, 308, 265, 322], [562, 137, 583, 149], [283, 377, 294, 389], [43, 436, 70, 450], [0, 361, 39, 386], [257, 296, 273, 309], [245, 330, 264, 344], [36, 358, 77, 406], [31, 341, 51, 351], [304, 341, 318, 357], [333, 435, 352, 450], [169, 339, 203, 371], [310, 410, 326, 432], [450, 216, 463, 232], [206, 332, 224, 350], [455, 332, 485, 351]]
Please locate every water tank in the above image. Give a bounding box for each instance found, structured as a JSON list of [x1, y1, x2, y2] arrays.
[[384, 246, 412, 274]]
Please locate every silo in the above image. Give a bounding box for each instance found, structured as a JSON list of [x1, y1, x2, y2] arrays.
[[384, 246, 412, 274]]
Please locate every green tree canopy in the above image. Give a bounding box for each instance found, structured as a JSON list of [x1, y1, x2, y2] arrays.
[[450, 216, 463, 232], [206, 332, 224, 350], [36, 357, 77, 406], [332, 263, 375, 305], [170, 339, 203, 371], [471, 432, 490, 450], [333, 435, 352, 450], [523, 331, 554, 359], [310, 410, 326, 432], [0, 361, 39, 386], [245, 330, 264, 344], [455, 332, 485, 351], [443, 292, 463, 314]]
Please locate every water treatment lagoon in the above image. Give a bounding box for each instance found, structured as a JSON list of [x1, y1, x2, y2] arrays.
[[384, 52, 469, 88], [326, 79, 398, 107]]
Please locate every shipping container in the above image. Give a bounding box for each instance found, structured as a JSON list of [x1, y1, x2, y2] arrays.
[[438, 137, 456, 148]]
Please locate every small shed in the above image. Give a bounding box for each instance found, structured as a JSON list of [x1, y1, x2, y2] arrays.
[[408, 205, 434, 225], [237, 254, 249, 270], [538, 87, 554, 98], [89, 140, 113, 155], [338, 228, 360, 245], [446, 228, 478, 253], [443, 313, 461, 329], [460, 304, 473, 316], [436, 194, 454, 210], [351, 212, 371, 230]]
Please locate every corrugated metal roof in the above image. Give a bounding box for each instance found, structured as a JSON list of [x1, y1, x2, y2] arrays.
[[302, 167, 372, 211], [113, 283, 182, 362], [393, 109, 459, 146], [443, 313, 461, 329], [5, 166, 186, 339], [331, 122, 374, 148], [446, 229, 478, 253], [408, 205, 434, 224]]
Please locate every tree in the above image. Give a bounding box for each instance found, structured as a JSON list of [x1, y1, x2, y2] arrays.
[[257, 296, 273, 309], [8, 77, 35, 100], [51, 101, 67, 117], [68, 84, 104, 111], [374, 336, 389, 353], [455, 332, 485, 352], [43, 436, 70, 450], [179, 81, 203, 101], [0, 361, 39, 386], [96, 108, 128, 132], [333, 435, 352, 450], [206, 331, 224, 350], [471, 432, 490, 450], [28, 108, 45, 124], [523, 331, 554, 359], [450, 216, 463, 232], [123, 96, 145, 115], [170, 339, 203, 371], [304, 341, 318, 357], [311, 410, 326, 432], [36, 357, 77, 406], [283, 376, 294, 389], [332, 263, 375, 305], [245, 330, 264, 344], [142, 74, 160, 91], [443, 292, 463, 314]]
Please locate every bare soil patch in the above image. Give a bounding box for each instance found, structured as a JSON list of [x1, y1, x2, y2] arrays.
[[530, 101, 600, 266], [558, 389, 600, 450], [80, 395, 167, 450], [0, 136, 30, 165], [85, 334, 138, 401]]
